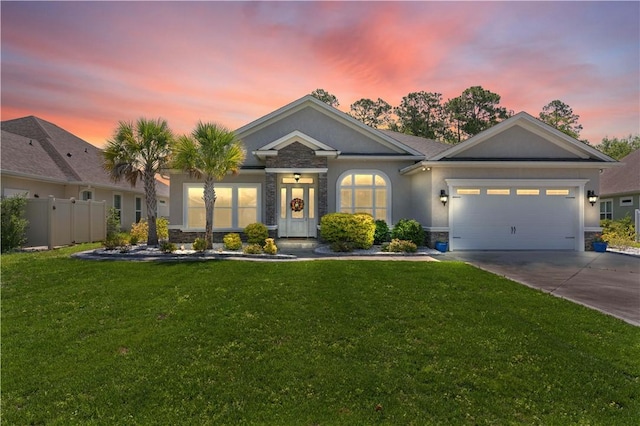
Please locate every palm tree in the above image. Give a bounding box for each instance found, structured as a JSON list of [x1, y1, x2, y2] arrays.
[[173, 122, 246, 248], [103, 118, 173, 246]]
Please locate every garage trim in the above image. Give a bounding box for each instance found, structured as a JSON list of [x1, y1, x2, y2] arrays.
[[445, 179, 589, 251]]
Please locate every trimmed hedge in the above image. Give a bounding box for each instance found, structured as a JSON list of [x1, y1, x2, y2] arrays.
[[320, 213, 375, 250], [244, 222, 269, 244], [391, 218, 425, 246]]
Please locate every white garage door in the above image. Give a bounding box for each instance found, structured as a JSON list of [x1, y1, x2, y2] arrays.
[[450, 186, 577, 250]]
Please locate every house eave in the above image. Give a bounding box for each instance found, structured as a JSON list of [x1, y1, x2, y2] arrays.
[[400, 160, 623, 175]]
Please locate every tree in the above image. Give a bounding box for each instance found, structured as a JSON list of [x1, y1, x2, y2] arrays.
[[103, 118, 173, 246], [173, 122, 246, 248], [445, 86, 510, 144], [539, 100, 583, 139], [1, 195, 28, 252], [310, 89, 339, 108], [349, 98, 393, 128], [597, 134, 640, 160], [394, 91, 447, 139]]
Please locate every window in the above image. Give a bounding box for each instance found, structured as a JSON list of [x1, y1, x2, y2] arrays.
[[135, 197, 142, 223], [456, 189, 480, 195], [546, 189, 570, 196], [620, 197, 634, 206], [516, 189, 540, 196], [487, 189, 510, 195], [185, 184, 260, 229], [113, 194, 122, 224], [600, 199, 613, 220], [81, 190, 93, 201], [338, 171, 389, 221]]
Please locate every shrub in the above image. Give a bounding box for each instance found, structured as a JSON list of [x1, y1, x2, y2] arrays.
[[601, 216, 637, 247], [320, 212, 375, 250], [1, 196, 28, 253], [330, 241, 354, 252], [263, 238, 278, 255], [103, 232, 130, 251], [192, 237, 207, 252], [385, 238, 417, 253], [243, 244, 263, 254], [160, 241, 177, 253], [106, 207, 121, 240], [391, 219, 425, 246], [244, 222, 269, 244], [374, 219, 391, 244], [223, 233, 242, 251], [129, 217, 169, 243]]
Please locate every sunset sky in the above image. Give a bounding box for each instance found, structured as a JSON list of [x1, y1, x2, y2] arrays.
[[2, 1, 638, 147]]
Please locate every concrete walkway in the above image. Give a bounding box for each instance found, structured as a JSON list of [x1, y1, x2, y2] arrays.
[[440, 251, 640, 326]]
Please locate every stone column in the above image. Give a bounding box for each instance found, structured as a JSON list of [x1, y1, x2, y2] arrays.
[[265, 172, 277, 227]]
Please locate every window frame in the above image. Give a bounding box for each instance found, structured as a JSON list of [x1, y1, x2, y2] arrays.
[[183, 183, 261, 230], [135, 197, 143, 223], [336, 170, 391, 223], [600, 198, 613, 220], [113, 193, 123, 225], [620, 196, 634, 207]]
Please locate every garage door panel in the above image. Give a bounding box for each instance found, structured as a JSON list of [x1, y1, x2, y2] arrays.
[[450, 187, 577, 250]]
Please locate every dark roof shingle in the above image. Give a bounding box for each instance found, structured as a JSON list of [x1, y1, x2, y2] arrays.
[[600, 148, 640, 196]]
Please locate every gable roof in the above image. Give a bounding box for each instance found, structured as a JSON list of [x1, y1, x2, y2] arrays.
[[431, 112, 616, 162], [1, 116, 169, 197], [237, 95, 425, 157], [600, 148, 640, 196]]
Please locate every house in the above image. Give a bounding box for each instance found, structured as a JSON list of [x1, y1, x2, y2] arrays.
[[1, 116, 170, 231], [168, 95, 618, 251], [599, 148, 640, 221]]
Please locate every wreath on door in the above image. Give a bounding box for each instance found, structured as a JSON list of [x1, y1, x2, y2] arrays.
[[290, 198, 304, 212]]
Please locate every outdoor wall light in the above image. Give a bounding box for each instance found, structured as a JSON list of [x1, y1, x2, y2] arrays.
[[587, 190, 598, 206], [294, 173, 301, 183], [439, 190, 449, 206]]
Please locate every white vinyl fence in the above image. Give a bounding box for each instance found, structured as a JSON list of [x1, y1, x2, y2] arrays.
[[636, 209, 640, 242], [24, 198, 106, 249]]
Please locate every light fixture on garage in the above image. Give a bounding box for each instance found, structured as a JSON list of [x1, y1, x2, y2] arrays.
[[439, 190, 449, 206], [587, 190, 598, 206], [294, 173, 301, 183]]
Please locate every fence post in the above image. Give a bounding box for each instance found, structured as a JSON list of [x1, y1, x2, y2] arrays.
[[48, 197, 55, 250], [636, 209, 639, 242]]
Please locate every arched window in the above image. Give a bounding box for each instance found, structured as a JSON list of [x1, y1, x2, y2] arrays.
[[337, 170, 390, 222]]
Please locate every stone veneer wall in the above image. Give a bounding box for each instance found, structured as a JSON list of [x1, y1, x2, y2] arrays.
[[425, 231, 449, 249]]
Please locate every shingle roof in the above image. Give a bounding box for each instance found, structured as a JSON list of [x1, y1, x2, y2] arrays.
[[600, 148, 640, 196], [379, 130, 450, 158], [1, 116, 169, 198]]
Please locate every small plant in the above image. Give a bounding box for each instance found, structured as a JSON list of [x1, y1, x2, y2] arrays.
[[374, 219, 390, 244], [385, 239, 417, 253], [1, 195, 28, 253], [244, 222, 269, 244], [243, 244, 263, 254], [391, 219, 425, 246], [592, 233, 605, 243], [131, 217, 169, 243], [192, 237, 207, 252], [223, 233, 242, 251], [103, 232, 130, 251], [106, 207, 121, 240], [263, 238, 278, 255], [160, 241, 177, 253]]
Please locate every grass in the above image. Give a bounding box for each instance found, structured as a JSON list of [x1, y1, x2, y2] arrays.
[[2, 244, 639, 425]]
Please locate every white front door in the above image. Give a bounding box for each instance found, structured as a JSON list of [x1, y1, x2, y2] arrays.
[[278, 183, 317, 237]]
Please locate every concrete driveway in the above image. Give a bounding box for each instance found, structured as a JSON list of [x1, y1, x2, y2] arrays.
[[441, 251, 640, 326]]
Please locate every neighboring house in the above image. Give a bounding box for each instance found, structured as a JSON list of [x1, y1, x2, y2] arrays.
[[1, 116, 170, 230], [599, 148, 640, 221], [169, 95, 618, 251]]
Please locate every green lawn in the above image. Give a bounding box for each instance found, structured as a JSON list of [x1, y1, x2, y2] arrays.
[[2, 245, 639, 425]]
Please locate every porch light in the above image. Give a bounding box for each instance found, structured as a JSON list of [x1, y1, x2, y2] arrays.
[[439, 190, 449, 206], [294, 173, 301, 183], [587, 190, 598, 206]]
